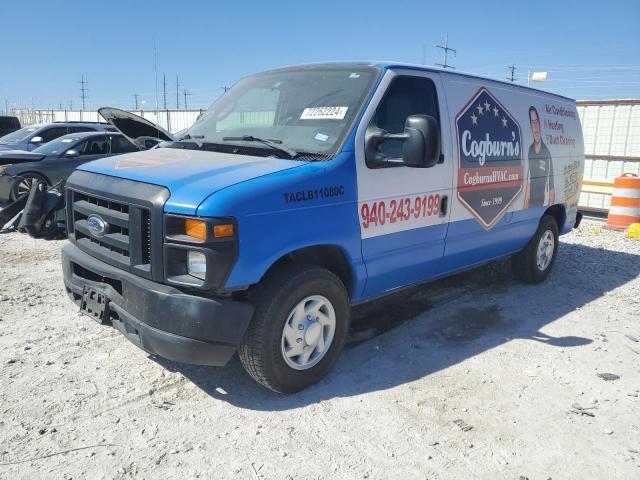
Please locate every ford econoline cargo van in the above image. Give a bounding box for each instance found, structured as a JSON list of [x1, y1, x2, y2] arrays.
[[61, 63, 585, 392]]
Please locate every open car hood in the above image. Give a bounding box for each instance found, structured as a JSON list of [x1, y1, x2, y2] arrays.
[[98, 107, 175, 149], [0, 150, 46, 165]]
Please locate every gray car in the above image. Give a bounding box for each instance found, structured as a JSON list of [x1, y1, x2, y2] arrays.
[[0, 121, 114, 152], [0, 131, 138, 201]]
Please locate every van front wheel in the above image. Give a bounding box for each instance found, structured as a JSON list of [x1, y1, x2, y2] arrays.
[[238, 264, 349, 393], [511, 214, 559, 284]]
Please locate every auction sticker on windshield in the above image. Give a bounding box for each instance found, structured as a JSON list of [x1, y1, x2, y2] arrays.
[[300, 107, 348, 120]]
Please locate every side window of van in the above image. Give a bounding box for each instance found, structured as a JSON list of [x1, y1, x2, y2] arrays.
[[368, 76, 440, 165]]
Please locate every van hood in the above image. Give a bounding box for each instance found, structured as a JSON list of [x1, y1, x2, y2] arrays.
[[78, 147, 304, 214]]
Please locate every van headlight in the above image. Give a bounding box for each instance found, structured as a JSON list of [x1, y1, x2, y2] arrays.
[[163, 215, 238, 289], [187, 251, 207, 280]]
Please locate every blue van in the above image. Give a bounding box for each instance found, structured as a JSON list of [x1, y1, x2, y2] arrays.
[[61, 63, 585, 392]]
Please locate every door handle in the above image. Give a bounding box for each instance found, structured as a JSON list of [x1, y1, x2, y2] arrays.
[[439, 195, 449, 216]]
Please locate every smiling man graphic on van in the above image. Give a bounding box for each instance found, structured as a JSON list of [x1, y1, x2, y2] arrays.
[[525, 105, 555, 208]]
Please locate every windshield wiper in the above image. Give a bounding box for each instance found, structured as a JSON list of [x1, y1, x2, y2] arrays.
[[222, 135, 297, 159], [178, 134, 204, 148]]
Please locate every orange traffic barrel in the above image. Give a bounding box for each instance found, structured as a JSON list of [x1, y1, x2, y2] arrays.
[[607, 173, 640, 230]]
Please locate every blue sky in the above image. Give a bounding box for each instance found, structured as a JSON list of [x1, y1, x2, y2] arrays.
[[2, 0, 639, 110]]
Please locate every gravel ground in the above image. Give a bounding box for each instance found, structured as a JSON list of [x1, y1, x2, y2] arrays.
[[0, 219, 639, 480]]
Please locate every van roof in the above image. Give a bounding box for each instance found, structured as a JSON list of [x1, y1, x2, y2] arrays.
[[264, 61, 575, 103]]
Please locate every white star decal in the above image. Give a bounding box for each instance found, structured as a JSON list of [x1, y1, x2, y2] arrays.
[[471, 112, 478, 125], [477, 104, 484, 115], [501, 117, 508, 127], [493, 106, 499, 117], [484, 100, 491, 111]]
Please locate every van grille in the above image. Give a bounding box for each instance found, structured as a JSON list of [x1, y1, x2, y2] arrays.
[[67, 189, 152, 274]]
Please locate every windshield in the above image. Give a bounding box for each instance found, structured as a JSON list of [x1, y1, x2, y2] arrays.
[[33, 135, 81, 155], [0, 126, 39, 143], [184, 66, 379, 156]]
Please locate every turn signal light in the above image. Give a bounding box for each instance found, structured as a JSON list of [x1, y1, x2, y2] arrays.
[[185, 219, 207, 240], [213, 224, 234, 238]]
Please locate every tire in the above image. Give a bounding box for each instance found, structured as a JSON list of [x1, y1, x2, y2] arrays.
[[11, 173, 48, 201], [511, 214, 559, 284], [238, 264, 350, 393]]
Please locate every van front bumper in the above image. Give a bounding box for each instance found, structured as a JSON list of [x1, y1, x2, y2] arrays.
[[61, 242, 254, 366]]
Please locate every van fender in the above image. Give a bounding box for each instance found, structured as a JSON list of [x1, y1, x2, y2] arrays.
[[544, 203, 569, 234], [249, 243, 365, 300]]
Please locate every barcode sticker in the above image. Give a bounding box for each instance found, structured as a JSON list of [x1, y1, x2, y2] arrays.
[[300, 106, 348, 120]]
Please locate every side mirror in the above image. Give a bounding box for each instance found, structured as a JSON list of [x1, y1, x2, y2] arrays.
[[365, 114, 440, 168], [30, 136, 43, 144], [401, 115, 440, 168], [64, 149, 80, 158]]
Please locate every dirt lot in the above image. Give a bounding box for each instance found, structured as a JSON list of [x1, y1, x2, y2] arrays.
[[0, 219, 639, 479]]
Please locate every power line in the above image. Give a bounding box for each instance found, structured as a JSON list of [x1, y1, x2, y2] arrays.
[[507, 64, 517, 83], [182, 88, 192, 109], [163, 74, 167, 110], [435, 33, 456, 69], [153, 39, 159, 111], [79, 74, 88, 110], [175, 75, 180, 109]]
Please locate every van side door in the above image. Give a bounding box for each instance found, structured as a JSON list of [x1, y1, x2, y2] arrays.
[[354, 69, 454, 298], [440, 78, 531, 273]]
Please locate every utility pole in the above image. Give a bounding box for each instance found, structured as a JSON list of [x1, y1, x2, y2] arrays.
[[176, 75, 180, 109], [182, 89, 192, 109], [221, 86, 230, 93], [133, 93, 140, 109], [58, 102, 64, 110], [79, 74, 88, 110], [435, 33, 456, 69], [163, 74, 167, 110], [69, 99, 73, 110], [507, 64, 517, 83]]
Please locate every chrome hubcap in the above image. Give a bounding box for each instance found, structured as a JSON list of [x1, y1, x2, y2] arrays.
[[281, 295, 336, 370], [536, 230, 555, 271], [16, 177, 37, 197]]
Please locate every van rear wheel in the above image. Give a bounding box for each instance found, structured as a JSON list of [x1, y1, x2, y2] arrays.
[[511, 214, 559, 284], [238, 264, 349, 393]]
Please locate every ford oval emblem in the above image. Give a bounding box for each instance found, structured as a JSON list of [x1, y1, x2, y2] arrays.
[[87, 214, 108, 237]]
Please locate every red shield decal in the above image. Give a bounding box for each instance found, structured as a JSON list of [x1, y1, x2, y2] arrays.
[[455, 87, 524, 229]]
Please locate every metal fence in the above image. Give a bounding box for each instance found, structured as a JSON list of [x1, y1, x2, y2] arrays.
[[577, 99, 640, 211], [11, 108, 206, 134]]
